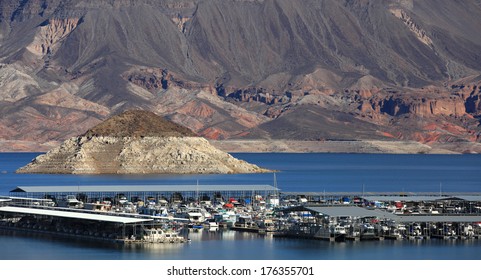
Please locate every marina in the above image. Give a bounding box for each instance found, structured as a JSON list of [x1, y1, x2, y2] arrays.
[[0, 184, 280, 244], [1, 152, 481, 260], [2, 184, 481, 244]]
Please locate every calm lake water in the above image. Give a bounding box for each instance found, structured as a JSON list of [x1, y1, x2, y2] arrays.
[[1, 152, 481, 260]]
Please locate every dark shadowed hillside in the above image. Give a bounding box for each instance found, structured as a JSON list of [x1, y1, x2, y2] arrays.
[[1, 0, 481, 152]]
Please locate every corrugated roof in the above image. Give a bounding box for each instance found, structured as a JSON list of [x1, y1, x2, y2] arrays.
[[3, 196, 54, 201], [450, 196, 481, 202], [365, 195, 481, 202], [362, 196, 446, 202], [304, 206, 398, 219], [278, 205, 481, 222], [0, 206, 152, 224], [281, 192, 481, 197], [11, 185, 278, 193], [393, 215, 481, 223]]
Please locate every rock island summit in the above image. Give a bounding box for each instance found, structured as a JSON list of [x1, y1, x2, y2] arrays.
[[16, 110, 270, 174]]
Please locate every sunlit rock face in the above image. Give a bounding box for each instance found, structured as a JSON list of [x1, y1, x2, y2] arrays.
[[16, 110, 270, 174]]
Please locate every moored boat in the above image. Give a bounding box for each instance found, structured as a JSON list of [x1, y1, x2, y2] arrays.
[[231, 215, 259, 232], [142, 228, 186, 243]]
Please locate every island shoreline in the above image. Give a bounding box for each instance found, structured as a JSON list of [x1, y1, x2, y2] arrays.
[[2, 139, 480, 154]]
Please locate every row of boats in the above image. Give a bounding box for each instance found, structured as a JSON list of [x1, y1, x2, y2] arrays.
[[5, 193, 481, 243]]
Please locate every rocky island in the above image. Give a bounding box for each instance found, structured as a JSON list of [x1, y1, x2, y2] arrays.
[[16, 110, 270, 174]]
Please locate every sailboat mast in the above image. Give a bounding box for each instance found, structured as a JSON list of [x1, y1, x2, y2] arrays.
[[196, 179, 199, 204]]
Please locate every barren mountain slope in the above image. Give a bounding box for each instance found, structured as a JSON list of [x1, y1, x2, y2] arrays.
[[1, 0, 481, 152]]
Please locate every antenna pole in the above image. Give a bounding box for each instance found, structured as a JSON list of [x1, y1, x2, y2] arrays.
[[196, 179, 199, 205]]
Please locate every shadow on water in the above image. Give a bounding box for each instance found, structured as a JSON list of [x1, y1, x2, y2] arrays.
[[2, 228, 481, 260]]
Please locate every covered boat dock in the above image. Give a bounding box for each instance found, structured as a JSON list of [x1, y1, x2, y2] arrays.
[[0, 205, 154, 242], [275, 205, 398, 241], [9, 184, 280, 205], [275, 204, 481, 241]]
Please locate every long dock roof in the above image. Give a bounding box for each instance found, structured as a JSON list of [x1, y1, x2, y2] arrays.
[[11, 184, 278, 193], [280, 205, 398, 219], [0, 206, 152, 224], [362, 195, 481, 202], [278, 205, 481, 222], [448, 196, 481, 202], [393, 215, 481, 223], [306, 206, 398, 219], [361, 196, 446, 202]]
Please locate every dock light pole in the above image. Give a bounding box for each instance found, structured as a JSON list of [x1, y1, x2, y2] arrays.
[[196, 180, 199, 205]]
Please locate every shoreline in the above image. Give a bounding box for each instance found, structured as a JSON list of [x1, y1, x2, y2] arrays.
[[1, 139, 480, 154], [210, 140, 481, 155]]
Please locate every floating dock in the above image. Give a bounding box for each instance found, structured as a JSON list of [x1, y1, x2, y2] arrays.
[[274, 204, 481, 242], [0, 205, 187, 244], [2, 187, 481, 244]]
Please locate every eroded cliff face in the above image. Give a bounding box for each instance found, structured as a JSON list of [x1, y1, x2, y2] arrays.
[[354, 89, 468, 118], [16, 136, 270, 174], [390, 8, 433, 48], [26, 18, 81, 58]]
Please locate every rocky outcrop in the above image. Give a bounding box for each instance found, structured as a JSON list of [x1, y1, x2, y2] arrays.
[[16, 110, 270, 174], [390, 8, 433, 48], [377, 95, 467, 117], [16, 136, 269, 174], [451, 82, 481, 115], [26, 18, 81, 58]]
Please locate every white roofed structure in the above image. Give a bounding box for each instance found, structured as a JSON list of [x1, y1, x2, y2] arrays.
[[11, 184, 278, 193], [0, 206, 152, 224]]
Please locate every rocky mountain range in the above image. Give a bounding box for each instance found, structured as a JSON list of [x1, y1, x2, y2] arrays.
[[1, 0, 481, 153]]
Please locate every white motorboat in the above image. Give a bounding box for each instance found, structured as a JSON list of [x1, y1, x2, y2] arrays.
[[175, 207, 206, 224], [57, 195, 83, 209], [143, 228, 185, 243], [204, 218, 219, 229], [330, 224, 347, 235]]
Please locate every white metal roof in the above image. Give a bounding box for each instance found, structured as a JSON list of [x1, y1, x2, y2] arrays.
[[393, 215, 481, 223], [361, 195, 481, 202], [362, 196, 446, 202], [281, 192, 481, 197], [11, 185, 278, 193], [2, 196, 53, 201], [0, 206, 152, 224], [287, 205, 481, 222], [305, 206, 398, 219], [450, 196, 481, 202]]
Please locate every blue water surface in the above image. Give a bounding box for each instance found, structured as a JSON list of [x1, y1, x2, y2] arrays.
[[1, 153, 481, 193], [0, 152, 480, 260]]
